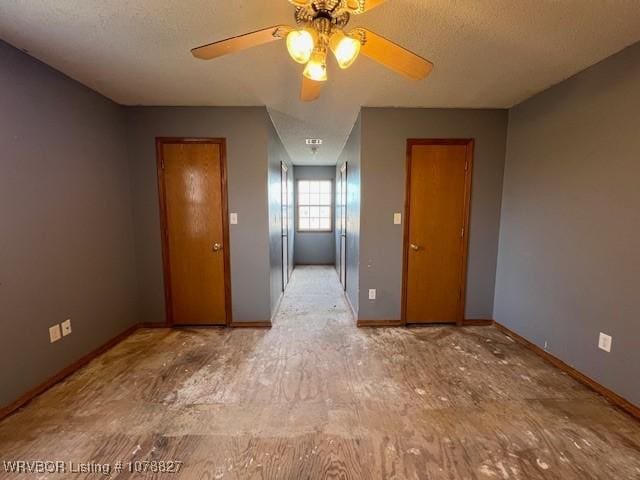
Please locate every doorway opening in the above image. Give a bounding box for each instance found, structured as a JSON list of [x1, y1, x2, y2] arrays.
[[273, 165, 352, 326]]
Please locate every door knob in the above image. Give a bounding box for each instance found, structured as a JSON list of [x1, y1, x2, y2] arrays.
[[212, 243, 222, 252], [410, 243, 421, 251]]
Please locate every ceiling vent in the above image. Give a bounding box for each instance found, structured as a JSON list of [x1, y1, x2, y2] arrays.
[[306, 138, 323, 145]]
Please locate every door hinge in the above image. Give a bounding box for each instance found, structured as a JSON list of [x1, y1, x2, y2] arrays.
[[464, 160, 468, 172], [461, 227, 465, 238]]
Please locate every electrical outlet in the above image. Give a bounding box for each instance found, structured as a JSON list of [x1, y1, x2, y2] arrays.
[[598, 332, 612, 352], [49, 324, 61, 343], [61, 319, 72, 336], [369, 289, 376, 300], [230, 213, 238, 225], [544, 340, 548, 351], [393, 213, 402, 225]]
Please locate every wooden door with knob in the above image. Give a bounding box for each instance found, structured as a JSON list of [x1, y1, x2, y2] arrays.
[[156, 138, 231, 326], [402, 139, 473, 325]]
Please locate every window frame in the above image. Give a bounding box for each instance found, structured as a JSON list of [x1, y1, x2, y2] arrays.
[[296, 179, 334, 233]]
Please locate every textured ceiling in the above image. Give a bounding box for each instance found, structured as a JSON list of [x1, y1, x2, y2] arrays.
[[1, 1, 640, 165]]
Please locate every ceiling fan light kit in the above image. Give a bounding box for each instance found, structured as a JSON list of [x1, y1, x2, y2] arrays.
[[287, 11, 358, 79], [191, 0, 433, 101], [286, 27, 317, 63], [329, 30, 362, 69], [303, 48, 329, 81]]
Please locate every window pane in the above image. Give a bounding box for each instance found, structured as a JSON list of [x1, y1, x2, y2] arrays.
[[297, 179, 333, 231], [320, 193, 331, 206]]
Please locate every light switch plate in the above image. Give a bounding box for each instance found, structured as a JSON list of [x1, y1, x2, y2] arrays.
[[49, 324, 61, 343], [394, 213, 402, 225], [598, 332, 612, 352], [369, 289, 377, 300], [230, 213, 238, 225], [61, 319, 72, 336]]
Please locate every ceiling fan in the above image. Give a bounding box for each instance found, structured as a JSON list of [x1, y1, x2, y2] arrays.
[[191, 0, 433, 102]]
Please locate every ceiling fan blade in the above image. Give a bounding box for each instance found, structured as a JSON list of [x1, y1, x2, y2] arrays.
[[300, 76, 323, 102], [191, 26, 291, 60], [289, 0, 311, 5], [345, 0, 388, 14], [357, 28, 433, 80]]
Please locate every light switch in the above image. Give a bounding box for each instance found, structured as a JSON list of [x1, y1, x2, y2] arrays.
[[230, 213, 238, 225], [598, 332, 612, 352], [394, 213, 402, 225], [49, 324, 61, 343]]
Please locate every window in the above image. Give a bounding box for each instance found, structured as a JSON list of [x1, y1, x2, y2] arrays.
[[297, 180, 332, 232]]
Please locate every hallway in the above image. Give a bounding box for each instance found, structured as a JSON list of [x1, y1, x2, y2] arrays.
[[274, 266, 353, 328], [1, 267, 639, 478]]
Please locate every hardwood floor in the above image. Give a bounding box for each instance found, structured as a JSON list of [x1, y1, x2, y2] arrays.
[[1, 266, 639, 479]]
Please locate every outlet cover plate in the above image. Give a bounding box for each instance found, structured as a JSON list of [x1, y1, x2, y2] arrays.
[[369, 289, 376, 300], [61, 319, 72, 336]]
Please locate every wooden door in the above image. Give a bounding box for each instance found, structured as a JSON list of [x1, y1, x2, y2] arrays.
[[338, 163, 347, 289], [281, 162, 289, 290], [403, 140, 473, 325], [157, 138, 231, 326]]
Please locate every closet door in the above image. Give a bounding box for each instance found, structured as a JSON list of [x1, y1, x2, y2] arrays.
[[404, 140, 473, 324], [157, 138, 231, 326]]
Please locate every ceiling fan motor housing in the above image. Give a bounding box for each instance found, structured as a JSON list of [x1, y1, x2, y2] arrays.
[[294, 1, 351, 29]]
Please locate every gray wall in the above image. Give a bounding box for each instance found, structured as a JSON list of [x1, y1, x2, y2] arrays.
[[125, 107, 273, 323], [494, 42, 640, 406], [267, 122, 294, 316], [358, 108, 508, 321], [338, 118, 362, 313], [0, 41, 137, 407], [293, 166, 337, 265]]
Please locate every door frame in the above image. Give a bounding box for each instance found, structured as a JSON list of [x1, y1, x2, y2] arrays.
[[280, 161, 289, 291], [155, 137, 233, 327], [338, 162, 347, 291], [401, 139, 474, 326]]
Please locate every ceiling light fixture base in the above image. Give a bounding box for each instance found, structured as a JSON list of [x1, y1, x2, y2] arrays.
[[294, 1, 351, 29]]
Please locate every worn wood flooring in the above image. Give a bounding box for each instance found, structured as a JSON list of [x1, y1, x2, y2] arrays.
[[1, 266, 639, 479]]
